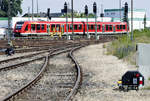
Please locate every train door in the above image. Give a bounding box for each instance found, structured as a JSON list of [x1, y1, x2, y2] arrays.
[[47, 24, 50, 35], [56, 24, 61, 35], [113, 25, 116, 33], [61, 24, 64, 35], [82, 22, 86, 36], [97, 24, 101, 33], [36, 24, 41, 34]]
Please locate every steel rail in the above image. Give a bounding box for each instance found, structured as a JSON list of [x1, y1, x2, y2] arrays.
[[1, 45, 81, 101], [0, 44, 80, 72], [65, 45, 84, 101], [1, 55, 49, 101], [0, 43, 80, 64]]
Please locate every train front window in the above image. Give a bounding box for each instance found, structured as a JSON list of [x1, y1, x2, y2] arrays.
[[25, 25, 28, 31], [15, 22, 24, 30]]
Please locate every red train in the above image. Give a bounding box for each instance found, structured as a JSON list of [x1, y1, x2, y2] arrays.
[[13, 21, 128, 36]]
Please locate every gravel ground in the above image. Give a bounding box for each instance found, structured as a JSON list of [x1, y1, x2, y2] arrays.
[[73, 43, 150, 101], [15, 53, 76, 101], [0, 60, 44, 100]]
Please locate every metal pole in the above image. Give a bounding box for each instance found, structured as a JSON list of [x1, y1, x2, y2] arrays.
[[32, 0, 34, 21], [95, 13, 97, 40], [131, 0, 133, 41], [66, 13, 69, 39], [101, 4, 103, 22], [28, 7, 30, 21], [8, 0, 11, 44], [37, 0, 38, 15], [120, 0, 121, 21], [86, 15, 89, 38], [71, 0, 74, 35]]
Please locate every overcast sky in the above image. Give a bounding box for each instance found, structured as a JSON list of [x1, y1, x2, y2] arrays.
[[21, 0, 150, 17]]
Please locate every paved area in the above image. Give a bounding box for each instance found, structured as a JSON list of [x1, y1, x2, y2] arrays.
[[73, 43, 150, 101]]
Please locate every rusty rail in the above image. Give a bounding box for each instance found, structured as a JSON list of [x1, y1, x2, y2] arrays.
[[65, 46, 84, 101]]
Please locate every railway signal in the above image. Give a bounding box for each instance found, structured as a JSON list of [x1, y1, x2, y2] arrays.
[[85, 5, 90, 39], [123, 2, 128, 23], [47, 8, 51, 20], [118, 71, 144, 91], [64, 2, 69, 39], [93, 2, 98, 40]]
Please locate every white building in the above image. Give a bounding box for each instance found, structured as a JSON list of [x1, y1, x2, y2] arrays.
[[104, 8, 149, 30], [104, 8, 146, 19]]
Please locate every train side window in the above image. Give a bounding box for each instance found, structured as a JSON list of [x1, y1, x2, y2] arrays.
[[98, 25, 101, 30], [31, 24, 35, 31], [88, 25, 91, 30], [70, 24, 73, 30], [56, 24, 60, 31], [51, 24, 55, 31], [123, 25, 126, 30], [79, 24, 82, 30], [120, 25, 122, 30], [37, 24, 41, 30], [67, 24, 69, 31], [109, 25, 112, 31], [117, 25, 120, 30], [106, 25, 109, 31], [41, 24, 45, 30], [74, 25, 78, 30], [91, 25, 94, 30], [25, 25, 28, 31]]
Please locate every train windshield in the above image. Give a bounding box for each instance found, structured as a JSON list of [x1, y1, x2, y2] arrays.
[[15, 22, 24, 30]]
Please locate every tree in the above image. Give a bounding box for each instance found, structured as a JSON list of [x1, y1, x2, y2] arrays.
[[0, 0, 23, 17]]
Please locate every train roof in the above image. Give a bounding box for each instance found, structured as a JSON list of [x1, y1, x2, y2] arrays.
[[17, 21, 127, 25]]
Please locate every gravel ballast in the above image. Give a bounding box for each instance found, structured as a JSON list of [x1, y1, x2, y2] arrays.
[[0, 60, 44, 100], [73, 43, 150, 101], [15, 53, 76, 101]]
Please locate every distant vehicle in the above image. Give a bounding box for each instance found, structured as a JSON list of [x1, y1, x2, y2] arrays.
[[117, 71, 144, 91], [13, 21, 129, 37], [0, 28, 7, 38]]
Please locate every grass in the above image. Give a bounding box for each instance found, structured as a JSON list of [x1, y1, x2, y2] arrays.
[[107, 29, 150, 63]]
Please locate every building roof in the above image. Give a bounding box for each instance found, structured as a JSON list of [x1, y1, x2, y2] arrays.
[[104, 8, 146, 12]]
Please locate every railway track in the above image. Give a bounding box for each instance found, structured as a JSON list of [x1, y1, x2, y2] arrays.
[[0, 43, 80, 65], [0, 44, 83, 101], [0, 39, 113, 101]]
